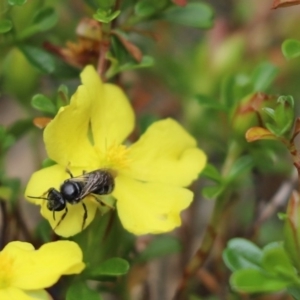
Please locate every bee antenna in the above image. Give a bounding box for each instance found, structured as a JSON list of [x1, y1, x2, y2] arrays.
[[27, 195, 49, 201]]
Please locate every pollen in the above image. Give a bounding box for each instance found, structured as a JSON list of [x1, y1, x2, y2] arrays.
[[0, 253, 14, 288], [101, 144, 131, 169]]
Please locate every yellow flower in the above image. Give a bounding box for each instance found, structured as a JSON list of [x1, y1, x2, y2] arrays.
[[0, 240, 85, 300], [25, 66, 207, 237]]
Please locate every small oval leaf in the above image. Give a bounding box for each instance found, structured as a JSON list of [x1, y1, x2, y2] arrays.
[[245, 127, 277, 142], [87, 258, 129, 279], [202, 185, 224, 199], [19, 45, 55, 73], [136, 236, 181, 263], [223, 238, 263, 271], [162, 3, 214, 28], [66, 282, 102, 300], [251, 62, 279, 92], [282, 39, 300, 60], [33, 7, 58, 31], [201, 164, 222, 183], [0, 19, 12, 33], [31, 94, 56, 114], [8, 0, 27, 6], [231, 269, 289, 293], [273, 0, 300, 9]]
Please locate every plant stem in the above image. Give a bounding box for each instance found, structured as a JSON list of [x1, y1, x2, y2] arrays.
[[97, 22, 111, 81], [173, 140, 242, 299]]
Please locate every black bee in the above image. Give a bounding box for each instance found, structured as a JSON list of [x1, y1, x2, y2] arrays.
[[28, 169, 115, 230]]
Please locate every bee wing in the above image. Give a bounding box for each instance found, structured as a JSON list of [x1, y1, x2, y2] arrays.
[[77, 172, 104, 199]]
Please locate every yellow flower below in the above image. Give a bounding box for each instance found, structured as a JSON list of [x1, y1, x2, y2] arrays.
[[0, 241, 85, 300], [25, 65, 207, 237]]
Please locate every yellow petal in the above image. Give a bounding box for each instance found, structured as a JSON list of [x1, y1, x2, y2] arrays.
[[12, 241, 85, 290], [25, 165, 99, 237], [113, 175, 193, 235], [2, 241, 34, 253], [24, 290, 52, 300], [0, 287, 37, 300], [25, 165, 70, 205], [123, 118, 207, 187], [44, 85, 99, 168], [41, 196, 98, 237], [80, 66, 135, 152]]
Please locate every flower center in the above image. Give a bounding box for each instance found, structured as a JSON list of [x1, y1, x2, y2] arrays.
[[97, 143, 131, 170], [0, 253, 14, 289]]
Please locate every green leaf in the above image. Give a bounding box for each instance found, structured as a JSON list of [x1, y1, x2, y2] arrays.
[[223, 238, 262, 271], [287, 286, 300, 300], [31, 94, 56, 114], [201, 163, 222, 183], [41, 158, 56, 169], [265, 122, 282, 136], [19, 45, 55, 73], [282, 39, 300, 60], [0, 130, 15, 152], [35, 219, 52, 243], [251, 62, 279, 92], [106, 54, 154, 78], [139, 114, 159, 134], [8, 119, 33, 140], [8, 0, 27, 5], [134, 0, 168, 18], [135, 1, 157, 17], [58, 84, 69, 99], [2, 178, 20, 205], [0, 19, 12, 33], [33, 7, 58, 31], [57, 84, 69, 108], [93, 9, 120, 23], [274, 95, 294, 134], [221, 75, 237, 109], [66, 282, 102, 300], [202, 185, 224, 199], [95, 0, 116, 10], [0, 186, 12, 201], [227, 156, 254, 182], [87, 258, 129, 279], [83, 0, 98, 9], [262, 107, 276, 120], [162, 3, 214, 28], [231, 268, 289, 293], [17, 7, 58, 39], [262, 242, 296, 279], [195, 94, 227, 111], [136, 236, 181, 263]]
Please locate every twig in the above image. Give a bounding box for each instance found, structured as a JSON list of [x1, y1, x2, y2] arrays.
[[172, 195, 229, 300], [250, 169, 297, 237], [97, 24, 111, 81], [173, 141, 242, 299], [14, 202, 36, 245]]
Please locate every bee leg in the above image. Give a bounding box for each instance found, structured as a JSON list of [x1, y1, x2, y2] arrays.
[[91, 195, 105, 207], [53, 210, 56, 221], [91, 195, 115, 209], [65, 168, 74, 178], [54, 207, 68, 230], [81, 202, 88, 230]]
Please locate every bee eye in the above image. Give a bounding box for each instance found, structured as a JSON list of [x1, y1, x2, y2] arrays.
[[61, 182, 81, 201]]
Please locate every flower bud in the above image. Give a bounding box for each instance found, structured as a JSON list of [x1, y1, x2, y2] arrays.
[[231, 92, 274, 138]]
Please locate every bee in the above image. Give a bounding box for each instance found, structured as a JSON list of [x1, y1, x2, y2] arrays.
[[28, 169, 115, 231]]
